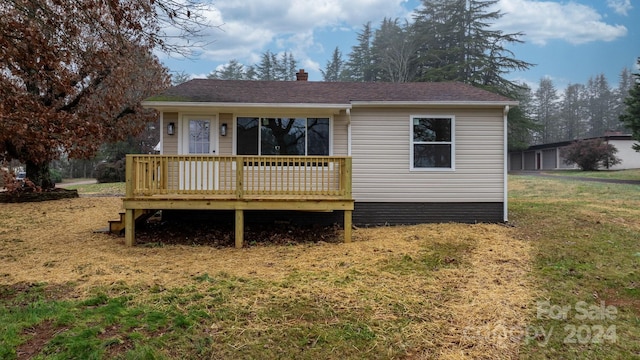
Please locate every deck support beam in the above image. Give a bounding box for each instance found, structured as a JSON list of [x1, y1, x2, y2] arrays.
[[125, 209, 135, 247], [344, 210, 352, 243], [235, 209, 244, 248]]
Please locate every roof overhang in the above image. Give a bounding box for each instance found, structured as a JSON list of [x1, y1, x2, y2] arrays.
[[349, 101, 519, 108], [143, 100, 519, 113], [143, 101, 352, 114]]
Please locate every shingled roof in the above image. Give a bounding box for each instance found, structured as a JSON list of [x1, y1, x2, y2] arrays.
[[149, 79, 515, 105]]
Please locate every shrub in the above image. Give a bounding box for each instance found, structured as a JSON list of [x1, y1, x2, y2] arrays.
[[49, 168, 63, 184], [94, 160, 125, 183], [561, 139, 622, 171]]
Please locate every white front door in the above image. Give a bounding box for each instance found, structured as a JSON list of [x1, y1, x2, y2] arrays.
[[180, 116, 217, 190]]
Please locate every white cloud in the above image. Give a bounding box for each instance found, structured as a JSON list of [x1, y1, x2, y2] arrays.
[[607, 0, 632, 16], [495, 0, 627, 45], [191, 0, 408, 67]]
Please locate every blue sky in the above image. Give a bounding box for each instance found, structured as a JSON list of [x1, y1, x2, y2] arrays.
[[160, 0, 639, 91]]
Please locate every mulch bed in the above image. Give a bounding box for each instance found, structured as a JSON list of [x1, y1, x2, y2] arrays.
[[0, 188, 78, 203]]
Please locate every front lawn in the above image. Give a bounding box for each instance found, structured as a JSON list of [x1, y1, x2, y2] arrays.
[[0, 176, 638, 359]]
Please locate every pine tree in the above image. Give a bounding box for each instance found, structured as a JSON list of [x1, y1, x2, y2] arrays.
[[256, 51, 276, 80], [507, 84, 539, 150], [343, 22, 375, 82], [585, 74, 614, 137], [533, 77, 560, 144], [412, 0, 531, 95], [559, 84, 588, 140], [619, 58, 640, 151], [207, 59, 247, 80], [321, 47, 344, 82]]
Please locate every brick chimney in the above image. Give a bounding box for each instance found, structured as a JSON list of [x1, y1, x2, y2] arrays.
[[296, 69, 308, 81]]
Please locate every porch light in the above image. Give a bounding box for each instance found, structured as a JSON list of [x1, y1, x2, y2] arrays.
[[167, 122, 175, 135], [220, 123, 227, 136]]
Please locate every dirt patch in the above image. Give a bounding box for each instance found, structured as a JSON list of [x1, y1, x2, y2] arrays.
[[16, 320, 68, 360], [99, 324, 132, 358], [0, 188, 78, 203]]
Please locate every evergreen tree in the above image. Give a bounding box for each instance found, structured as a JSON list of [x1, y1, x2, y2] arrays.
[[412, 0, 531, 95], [533, 77, 560, 144], [207, 59, 247, 80], [559, 84, 588, 140], [585, 74, 614, 136], [613, 67, 634, 131], [321, 47, 344, 82], [343, 22, 375, 82], [256, 51, 276, 80], [619, 58, 640, 151], [287, 53, 297, 80], [507, 84, 539, 150]]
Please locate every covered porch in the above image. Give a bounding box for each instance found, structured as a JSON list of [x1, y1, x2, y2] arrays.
[[118, 154, 354, 247]]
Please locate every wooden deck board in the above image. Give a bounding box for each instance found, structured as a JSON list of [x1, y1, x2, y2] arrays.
[[121, 154, 354, 247]]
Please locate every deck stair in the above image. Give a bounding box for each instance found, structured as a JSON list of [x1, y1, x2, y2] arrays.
[[109, 209, 154, 235]]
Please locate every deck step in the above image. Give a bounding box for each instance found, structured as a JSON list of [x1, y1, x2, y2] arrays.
[[108, 209, 155, 235]]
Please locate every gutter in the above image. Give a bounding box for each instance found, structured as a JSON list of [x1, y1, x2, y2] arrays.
[[349, 100, 519, 108], [503, 105, 510, 223]]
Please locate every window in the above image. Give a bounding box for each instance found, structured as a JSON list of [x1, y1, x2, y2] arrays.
[[410, 115, 454, 170], [236, 117, 330, 156], [189, 119, 211, 154]]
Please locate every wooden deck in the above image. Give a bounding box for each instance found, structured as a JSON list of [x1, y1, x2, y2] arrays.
[[121, 155, 354, 247]]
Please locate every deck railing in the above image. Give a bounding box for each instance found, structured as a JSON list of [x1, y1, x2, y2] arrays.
[[125, 155, 352, 199]]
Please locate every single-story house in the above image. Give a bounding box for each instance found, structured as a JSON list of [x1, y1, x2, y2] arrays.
[[509, 134, 640, 171], [112, 70, 518, 247]]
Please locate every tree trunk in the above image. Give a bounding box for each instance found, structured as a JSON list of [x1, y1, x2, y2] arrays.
[[26, 161, 55, 189]]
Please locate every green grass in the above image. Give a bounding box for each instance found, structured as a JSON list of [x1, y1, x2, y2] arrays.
[[510, 175, 640, 359], [64, 182, 125, 196], [541, 169, 640, 181]]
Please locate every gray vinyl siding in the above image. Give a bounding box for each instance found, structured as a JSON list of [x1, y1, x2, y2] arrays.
[[350, 107, 505, 203], [163, 112, 179, 155]]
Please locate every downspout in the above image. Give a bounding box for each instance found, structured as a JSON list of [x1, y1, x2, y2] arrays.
[[159, 112, 164, 155], [503, 106, 509, 222], [346, 108, 352, 156]]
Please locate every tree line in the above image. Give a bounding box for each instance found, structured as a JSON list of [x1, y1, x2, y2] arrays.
[[204, 0, 639, 151], [2, 0, 638, 189], [518, 69, 635, 148], [198, 0, 537, 150]]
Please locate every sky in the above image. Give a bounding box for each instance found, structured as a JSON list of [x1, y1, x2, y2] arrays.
[[160, 0, 640, 91]]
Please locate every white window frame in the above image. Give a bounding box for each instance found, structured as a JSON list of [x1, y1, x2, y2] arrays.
[[410, 115, 455, 171], [233, 116, 333, 156]]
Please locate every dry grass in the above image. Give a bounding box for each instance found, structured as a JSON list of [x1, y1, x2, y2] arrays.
[[0, 197, 533, 359]]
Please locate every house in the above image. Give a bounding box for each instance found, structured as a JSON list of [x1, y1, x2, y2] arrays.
[[112, 70, 517, 247], [509, 134, 640, 171]]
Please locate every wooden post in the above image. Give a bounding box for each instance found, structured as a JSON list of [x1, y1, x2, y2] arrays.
[[236, 156, 244, 199], [342, 157, 352, 199], [235, 209, 244, 248], [125, 155, 134, 198], [344, 210, 352, 243], [125, 209, 135, 246]]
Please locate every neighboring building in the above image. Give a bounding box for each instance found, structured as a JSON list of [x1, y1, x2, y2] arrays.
[[509, 134, 640, 171], [113, 70, 517, 246]]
